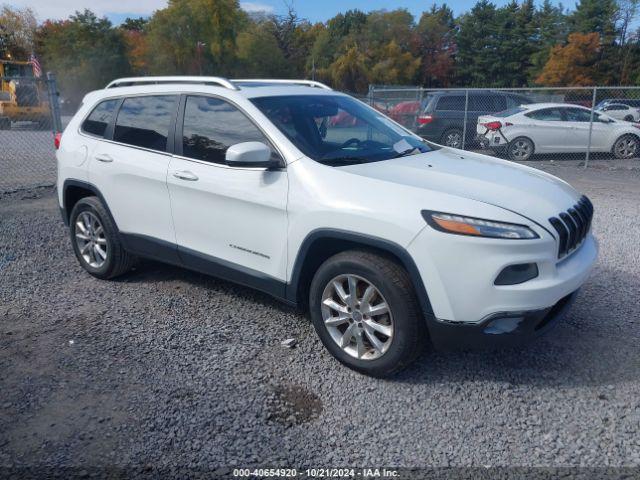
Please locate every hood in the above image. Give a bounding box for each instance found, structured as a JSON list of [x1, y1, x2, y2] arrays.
[[339, 148, 581, 225]]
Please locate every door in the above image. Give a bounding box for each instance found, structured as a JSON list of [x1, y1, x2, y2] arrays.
[[521, 107, 567, 152], [562, 107, 610, 151], [89, 95, 178, 250], [167, 95, 289, 291]]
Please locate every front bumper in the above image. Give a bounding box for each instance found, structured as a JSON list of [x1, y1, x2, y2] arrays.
[[427, 290, 578, 351], [407, 220, 598, 324]]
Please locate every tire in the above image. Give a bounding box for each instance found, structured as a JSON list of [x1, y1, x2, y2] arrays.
[[69, 196, 137, 279], [624, 115, 634, 122], [308, 250, 425, 377], [440, 128, 463, 148], [612, 134, 639, 159], [507, 136, 535, 161]]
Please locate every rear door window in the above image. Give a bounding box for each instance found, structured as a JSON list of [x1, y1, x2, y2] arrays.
[[435, 96, 465, 111], [113, 95, 178, 151], [81, 99, 119, 138], [526, 108, 563, 121]]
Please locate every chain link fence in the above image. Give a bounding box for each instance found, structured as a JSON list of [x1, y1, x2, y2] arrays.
[[3, 81, 639, 195], [0, 73, 62, 194], [367, 85, 640, 167]]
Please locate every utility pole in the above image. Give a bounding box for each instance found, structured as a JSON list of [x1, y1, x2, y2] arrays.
[[196, 41, 206, 76]]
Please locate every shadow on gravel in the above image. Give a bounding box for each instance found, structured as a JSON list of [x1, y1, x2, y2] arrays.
[[393, 267, 640, 388], [119, 259, 299, 316]]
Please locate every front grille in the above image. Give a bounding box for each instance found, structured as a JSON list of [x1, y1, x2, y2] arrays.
[[548, 196, 594, 259]]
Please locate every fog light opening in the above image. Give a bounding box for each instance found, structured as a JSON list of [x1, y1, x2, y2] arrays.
[[494, 263, 538, 286], [484, 316, 525, 335]]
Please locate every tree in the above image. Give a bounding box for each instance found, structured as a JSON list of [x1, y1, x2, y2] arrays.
[[0, 5, 37, 59], [494, 0, 537, 86], [326, 45, 369, 92], [145, 0, 246, 75], [536, 32, 601, 86], [369, 40, 420, 85], [455, 0, 501, 86], [570, 0, 618, 43], [529, 0, 568, 81], [236, 21, 289, 77], [36, 10, 130, 105], [362, 9, 415, 51], [615, 0, 640, 83], [415, 4, 456, 87]]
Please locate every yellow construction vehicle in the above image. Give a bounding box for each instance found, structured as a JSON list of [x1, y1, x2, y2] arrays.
[[0, 59, 51, 130]]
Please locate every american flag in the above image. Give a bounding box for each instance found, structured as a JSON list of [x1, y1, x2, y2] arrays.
[[29, 53, 42, 78]]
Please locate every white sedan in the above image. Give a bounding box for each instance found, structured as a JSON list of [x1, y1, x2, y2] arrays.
[[477, 103, 640, 161], [596, 103, 640, 122]]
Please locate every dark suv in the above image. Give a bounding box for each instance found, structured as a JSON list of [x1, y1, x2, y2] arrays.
[[416, 91, 532, 148]]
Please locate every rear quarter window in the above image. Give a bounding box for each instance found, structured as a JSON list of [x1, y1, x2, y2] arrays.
[[81, 99, 119, 137], [494, 107, 527, 118]]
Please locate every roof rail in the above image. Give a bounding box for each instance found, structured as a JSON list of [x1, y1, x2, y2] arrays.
[[233, 79, 332, 90], [105, 76, 238, 90]]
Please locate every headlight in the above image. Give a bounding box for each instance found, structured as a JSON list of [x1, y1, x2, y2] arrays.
[[422, 210, 539, 239]]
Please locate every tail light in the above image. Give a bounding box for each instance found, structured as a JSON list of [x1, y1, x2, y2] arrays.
[[418, 114, 434, 125], [482, 121, 502, 131], [54, 132, 62, 150]]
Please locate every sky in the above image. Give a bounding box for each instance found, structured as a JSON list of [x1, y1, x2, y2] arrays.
[[8, 0, 574, 25]]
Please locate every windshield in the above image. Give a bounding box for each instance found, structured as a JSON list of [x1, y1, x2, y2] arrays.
[[2, 63, 33, 78], [251, 94, 436, 166]]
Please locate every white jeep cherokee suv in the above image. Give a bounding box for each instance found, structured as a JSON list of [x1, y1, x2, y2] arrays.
[[57, 77, 598, 376]]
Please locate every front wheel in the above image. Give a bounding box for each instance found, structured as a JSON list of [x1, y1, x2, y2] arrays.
[[308, 250, 425, 377], [507, 136, 535, 161], [612, 134, 639, 159], [69, 196, 137, 279]]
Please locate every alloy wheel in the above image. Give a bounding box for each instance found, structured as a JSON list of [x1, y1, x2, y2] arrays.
[[320, 274, 393, 360], [615, 136, 638, 158], [510, 139, 532, 160], [444, 131, 462, 148], [75, 211, 108, 268]]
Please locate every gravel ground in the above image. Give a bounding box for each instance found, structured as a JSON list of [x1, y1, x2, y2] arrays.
[[1, 162, 640, 475]]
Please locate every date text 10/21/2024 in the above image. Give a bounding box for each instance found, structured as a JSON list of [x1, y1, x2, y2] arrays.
[[232, 468, 400, 478]]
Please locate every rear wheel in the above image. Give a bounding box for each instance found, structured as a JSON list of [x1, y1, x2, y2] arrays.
[[612, 134, 639, 159], [624, 115, 634, 122], [440, 128, 463, 149], [69, 196, 137, 279], [309, 250, 425, 377], [507, 136, 534, 161]]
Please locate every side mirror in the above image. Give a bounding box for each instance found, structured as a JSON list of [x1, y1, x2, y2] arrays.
[[225, 141, 280, 168]]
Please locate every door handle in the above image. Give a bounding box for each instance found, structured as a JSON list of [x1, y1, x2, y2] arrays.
[[95, 153, 113, 163], [172, 170, 199, 181]]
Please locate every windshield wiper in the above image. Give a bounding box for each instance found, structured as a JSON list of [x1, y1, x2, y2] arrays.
[[320, 156, 369, 166], [392, 147, 422, 159]]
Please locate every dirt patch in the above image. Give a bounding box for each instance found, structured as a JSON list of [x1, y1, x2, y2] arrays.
[[266, 384, 323, 427]]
